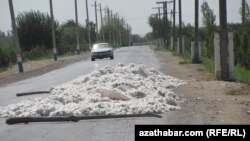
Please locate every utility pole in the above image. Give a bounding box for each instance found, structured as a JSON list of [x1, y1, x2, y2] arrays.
[[106, 8, 112, 44], [127, 23, 130, 44], [111, 10, 115, 45], [75, 0, 80, 54], [85, 0, 92, 48], [193, 0, 199, 63], [99, 3, 105, 41], [156, 1, 174, 48], [119, 22, 122, 46], [121, 18, 125, 45], [92, 1, 99, 41], [242, 0, 246, 31], [163, 2, 168, 47], [163, 2, 168, 22], [179, 0, 183, 54], [152, 7, 161, 19], [49, 0, 57, 61], [219, 0, 229, 80], [113, 13, 117, 46], [8, 0, 23, 72], [173, 0, 176, 51]]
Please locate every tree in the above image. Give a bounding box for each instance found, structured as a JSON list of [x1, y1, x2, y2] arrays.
[[99, 8, 131, 46], [0, 31, 13, 49], [239, 0, 250, 32], [16, 11, 60, 52], [240, 33, 250, 68], [143, 32, 153, 42], [58, 20, 88, 55], [148, 16, 171, 42], [131, 34, 142, 43], [201, 1, 216, 58], [0, 31, 16, 68], [201, 1, 216, 36]]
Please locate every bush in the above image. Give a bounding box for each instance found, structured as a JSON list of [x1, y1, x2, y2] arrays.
[[0, 47, 16, 68], [202, 57, 215, 74], [23, 45, 50, 60], [234, 65, 250, 84]]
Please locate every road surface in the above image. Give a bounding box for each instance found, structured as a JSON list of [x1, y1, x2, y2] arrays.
[[0, 46, 167, 141], [1, 45, 249, 141]]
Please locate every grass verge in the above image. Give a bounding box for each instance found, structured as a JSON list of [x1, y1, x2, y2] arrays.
[[201, 57, 215, 75], [154, 46, 168, 52], [234, 65, 250, 84], [201, 58, 250, 84]]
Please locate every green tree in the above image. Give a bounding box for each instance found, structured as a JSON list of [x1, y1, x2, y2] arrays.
[[131, 34, 142, 43], [99, 8, 131, 46], [201, 1, 216, 58], [148, 15, 171, 43], [201, 1, 216, 36], [0, 31, 16, 68], [16, 11, 59, 52], [233, 32, 241, 65], [58, 20, 88, 55], [240, 33, 250, 68]]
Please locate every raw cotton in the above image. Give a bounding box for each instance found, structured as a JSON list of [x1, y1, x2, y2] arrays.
[[0, 63, 186, 117]]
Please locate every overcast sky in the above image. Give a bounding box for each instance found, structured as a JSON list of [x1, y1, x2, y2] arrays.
[[0, 0, 249, 36]]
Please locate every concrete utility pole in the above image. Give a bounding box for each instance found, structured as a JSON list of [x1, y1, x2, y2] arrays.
[[111, 10, 115, 45], [163, 2, 168, 22], [121, 19, 125, 44], [219, 0, 229, 80], [173, 0, 176, 51], [75, 0, 80, 54], [127, 23, 130, 44], [113, 13, 117, 45], [85, 0, 92, 48], [8, 0, 23, 72], [242, 0, 246, 31], [178, 0, 183, 54], [49, 0, 57, 61], [193, 0, 200, 63], [106, 8, 112, 44], [92, 1, 99, 41], [156, 1, 172, 47], [99, 3, 105, 41]]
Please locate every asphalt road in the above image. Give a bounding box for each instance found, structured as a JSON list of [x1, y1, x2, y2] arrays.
[[0, 45, 168, 141]]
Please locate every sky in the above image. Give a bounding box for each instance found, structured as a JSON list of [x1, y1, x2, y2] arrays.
[[0, 0, 249, 36]]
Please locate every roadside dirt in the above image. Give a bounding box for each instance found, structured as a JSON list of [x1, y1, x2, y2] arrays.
[[0, 52, 90, 87], [156, 51, 250, 124]]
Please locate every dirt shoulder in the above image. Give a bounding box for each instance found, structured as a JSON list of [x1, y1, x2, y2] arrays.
[[0, 52, 90, 87], [156, 50, 250, 124]]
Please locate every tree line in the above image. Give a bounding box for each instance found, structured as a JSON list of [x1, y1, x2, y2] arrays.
[[148, 0, 250, 70], [0, 8, 140, 69]]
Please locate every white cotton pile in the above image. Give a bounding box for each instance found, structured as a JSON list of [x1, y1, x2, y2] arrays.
[[0, 63, 186, 117]]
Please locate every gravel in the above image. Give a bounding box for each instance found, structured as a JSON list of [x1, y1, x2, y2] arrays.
[[0, 63, 186, 117]]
